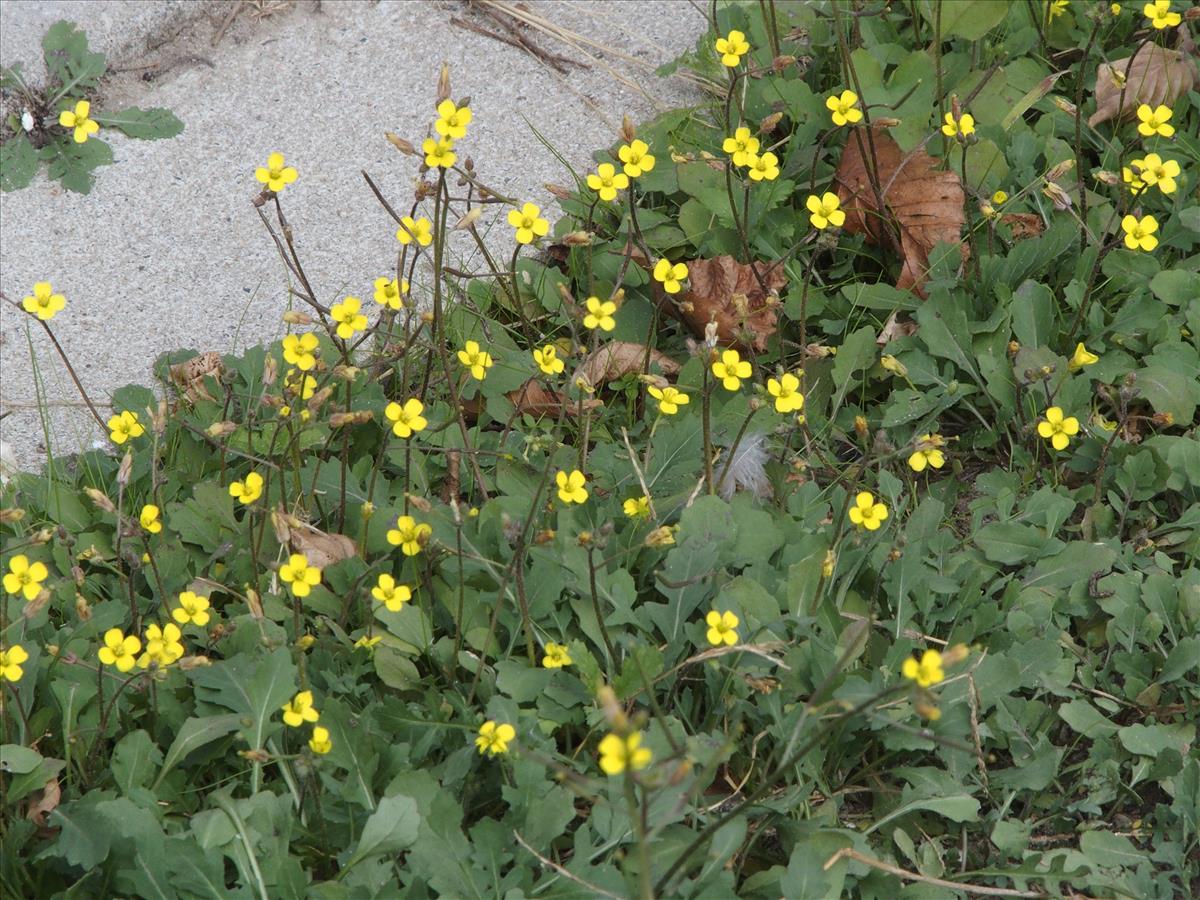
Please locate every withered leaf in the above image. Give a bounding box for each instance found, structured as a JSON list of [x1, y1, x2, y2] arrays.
[[575, 341, 680, 388], [1088, 43, 1198, 128], [284, 515, 357, 568], [169, 352, 224, 403], [671, 255, 784, 352], [834, 127, 966, 296], [1000, 213, 1044, 241], [27, 778, 61, 828], [462, 380, 602, 420]]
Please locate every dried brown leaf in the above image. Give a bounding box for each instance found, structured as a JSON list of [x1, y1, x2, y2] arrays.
[[169, 352, 224, 403], [576, 341, 680, 387], [288, 520, 357, 568], [1088, 44, 1198, 128], [462, 380, 603, 420], [673, 256, 785, 351], [1001, 213, 1044, 241], [876, 311, 917, 346], [27, 778, 61, 827]]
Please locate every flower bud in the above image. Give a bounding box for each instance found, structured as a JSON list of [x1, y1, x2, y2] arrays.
[[854, 415, 868, 438], [85, 488, 117, 513], [543, 182, 572, 201], [453, 208, 483, 230], [360, 501, 375, 519], [1052, 96, 1077, 116], [117, 450, 133, 486], [0, 507, 25, 524], [1093, 169, 1119, 186], [562, 231, 593, 246], [597, 685, 628, 731], [296, 634, 316, 650], [385, 132, 415, 155], [207, 421, 237, 438], [534, 529, 556, 545], [645, 525, 676, 547], [822, 550, 835, 578], [74, 594, 92, 621], [436, 64, 451, 104], [873, 117, 901, 128], [619, 115, 636, 144], [758, 112, 784, 133]]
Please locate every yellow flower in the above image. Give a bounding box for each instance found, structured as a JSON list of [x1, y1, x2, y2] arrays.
[[457, 340, 494, 380], [172, 590, 211, 627], [1048, 0, 1070, 17], [598, 730, 652, 775], [254, 151, 298, 192], [586, 162, 630, 201], [373, 276, 408, 311], [712, 349, 751, 391], [282, 332, 319, 370], [1123, 166, 1148, 195], [705, 609, 739, 646], [623, 495, 650, 518], [282, 690, 320, 727], [648, 385, 689, 415], [285, 369, 317, 401], [644, 525, 676, 547], [722, 127, 760, 166], [1121, 214, 1158, 252], [108, 410, 144, 445], [59, 99, 100, 143], [422, 136, 456, 168], [714, 29, 749, 67], [1037, 406, 1079, 451], [387, 515, 432, 556], [542, 642, 572, 668], [384, 398, 427, 438], [331, 296, 368, 340], [533, 345, 565, 375], [372, 573, 412, 612], [1136, 104, 1174, 138], [556, 469, 588, 504], [4, 554, 49, 600], [1131, 153, 1180, 195], [508, 201, 549, 245], [583, 296, 617, 332], [1143, 0, 1181, 28], [279, 553, 322, 598], [396, 215, 433, 247], [1111, 2, 1121, 11], [902, 649, 944, 687], [767, 373, 804, 413], [941, 112, 975, 138], [881, 354, 907, 377], [825, 90, 862, 127], [476, 720, 516, 755], [992, 190, 1008, 205], [0, 644, 29, 682], [908, 434, 946, 472], [806, 192, 845, 230], [1069, 342, 1099, 371], [308, 725, 333, 754], [822, 549, 836, 578], [98, 628, 141, 673], [139, 622, 184, 669], [848, 491, 888, 531], [22, 282, 66, 321], [229, 471, 264, 504], [617, 139, 655, 178], [139, 504, 163, 534], [746, 151, 780, 182], [435, 99, 472, 139], [355, 635, 382, 651], [652, 258, 688, 294]]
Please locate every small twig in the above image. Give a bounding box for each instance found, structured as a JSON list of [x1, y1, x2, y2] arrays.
[[823, 848, 1044, 897], [513, 831, 623, 900]]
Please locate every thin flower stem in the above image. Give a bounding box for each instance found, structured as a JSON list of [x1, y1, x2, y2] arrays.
[[587, 546, 618, 667]]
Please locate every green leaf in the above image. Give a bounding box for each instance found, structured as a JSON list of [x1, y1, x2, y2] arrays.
[[42, 20, 106, 96], [1136, 365, 1200, 426], [95, 107, 184, 140], [44, 799, 113, 869], [1149, 270, 1200, 306], [1161, 638, 1200, 681], [0, 744, 43, 775], [154, 714, 245, 789], [1058, 700, 1118, 738], [975, 522, 1060, 565], [1009, 280, 1054, 349], [864, 794, 980, 835], [830, 326, 878, 410], [1078, 831, 1149, 869], [342, 794, 420, 872], [918, 0, 1010, 39], [0, 135, 39, 192], [1118, 722, 1195, 759], [111, 730, 163, 795], [189, 649, 297, 755], [42, 136, 113, 193]]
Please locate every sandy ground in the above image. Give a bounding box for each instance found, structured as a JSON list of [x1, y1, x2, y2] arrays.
[[0, 0, 706, 469]]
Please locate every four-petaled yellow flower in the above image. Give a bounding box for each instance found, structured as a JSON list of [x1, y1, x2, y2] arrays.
[[1136, 104, 1174, 138], [908, 434, 946, 472], [331, 296, 368, 340], [712, 349, 751, 391], [98, 628, 141, 673], [1123, 166, 1147, 195], [992, 190, 1008, 205], [355, 635, 382, 651], [1143, 0, 1181, 29], [542, 642, 572, 668], [848, 491, 888, 531], [648, 385, 689, 415], [139, 504, 163, 534], [767, 373, 804, 413], [139, 622, 184, 669], [1121, 214, 1158, 252], [108, 410, 145, 445], [435, 99, 472, 139], [286, 369, 317, 401], [173, 590, 211, 627], [373, 276, 408, 310], [583, 296, 617, 332], [1038, 406, 1079, 451], [476, 720, 516, 756], [397, 215, 433, 246], [0, 644, 29, 682], [806, 192, 845, 230], [723, 127, 760, 166], [254, 151, 298, 192], [599, 730, 652, 775], [1069, 342, 1099, 371], [941, 112, 975, 138], [826, 90, 862, 127], [623, 495, 651, 518], [279, 553, 322, 598], [282, 333, 319, 370], [309, 726, 333, 754], [715, 29, 749, 67], [1048, 0, 1070, 18], [1131, 153, 1180, 195], [533, 345, 565, 375], [457, 340, 494, 380], [22, 282, 66, 321], [372, 573, 413, 612], [385, 398, 427, 438], [902, 649, 944, 687], [747, 151, 780, 182], [229, 471, 264, 504], [556, 469, 588, 504], [59, 99, 100, 143], [586, 162, 630, 201], [705, 609, 739, 646], [508, 202, 549, 245], [4, 555, 49, 600], [653, 258, 688, 294], [422, 136, 457, 168], [617, 140, 655, 178], [282, 690, 320, 727], [387, 515, 432, 556]]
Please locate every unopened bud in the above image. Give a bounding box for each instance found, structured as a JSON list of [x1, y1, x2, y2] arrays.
[[1008, 340, 1020, 355], [1052, 96, 1077, 116], [75, 594, 92, 621], [854, 415, 868, 437], [307, 387, 333, 411], [914, 700, 942, 721], [619, 115, 636, 144], [246, 588, 264, 619], [453, 207, 483, 230], [543, 182, 572, 201], [1046, 159, 1076, 181], [283, 310, 313, 326], [562, 231, 593, 246], [207, 421, 237, 438], [822, 550, 836, 578], [942, 643, 970, 666], [117, 450, 133, 486], [758, 111, 784, 133], [0, 507, 25, 524], [1094, 169, 1119, 186], [534, 529, 556, 545], [436, 64, 451, 104], [360, 501, 375, 519], [178, 655, 212, 670], [385, 132, 415, 155], [873, 116, 901, 128], [85, 488, 117, 513], [597, 685, 628, 730], [296, 634, 316, 650]]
